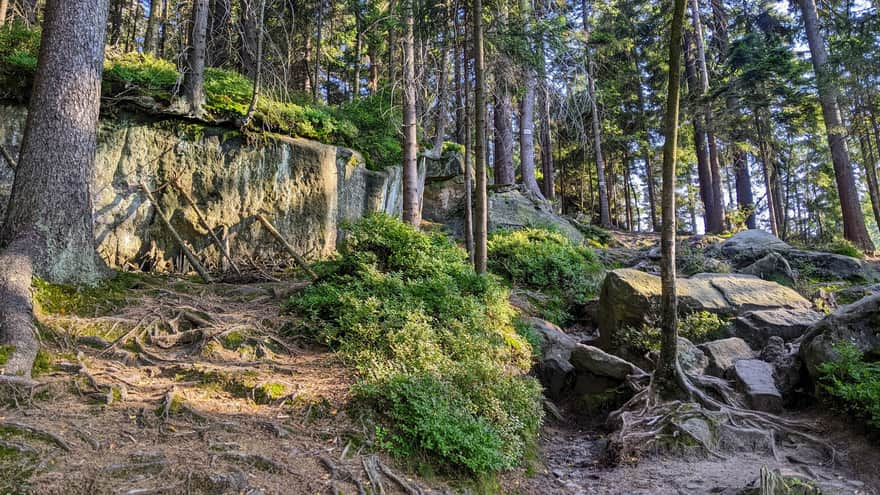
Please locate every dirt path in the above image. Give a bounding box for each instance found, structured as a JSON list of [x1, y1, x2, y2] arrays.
[[512, 409, 879, 495], [0, 277, 429, 495]]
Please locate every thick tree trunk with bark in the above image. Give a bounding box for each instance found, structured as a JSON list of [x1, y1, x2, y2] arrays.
[[520, 70, 542, 198], [473, 0, 487, 274], [0, 0, 110, 378], [493, 90, 515, 186], [684, 36, 714, 233], [184, 0, 208, 117], [143, 0, 161, 54], [401, 0, 420, 227], [239, 0, 259, 78], [798, 0, 874, 251]]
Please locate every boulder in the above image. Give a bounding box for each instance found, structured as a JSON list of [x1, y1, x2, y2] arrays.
[[527, 318, 577, 400], [720, 229, 792, 262], [569, 344, 645, 381], [720, 230, 878, 282], [597, 269, 811, 349], [740, 252, 796, 286], [733, 308, 822, 349], [802, 293, 880, 379], [732, 359, 783, 413], [487, 187, 584, 244], [421, 152, 464, 180], [698, 337, 755, 377], [678, 337, 709, 375], [760, 336, 803, 397]]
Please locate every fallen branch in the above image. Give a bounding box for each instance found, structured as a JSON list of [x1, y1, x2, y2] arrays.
[[319, 455, 366, 495], [169, 177, 241, 275], [362, 455, 386, 495], [139, 180, 213, 283], [0, 235, 39, 378], [378, 459, 422, 495], [0, 421, 72, 452], [255, 212, 318, 280]]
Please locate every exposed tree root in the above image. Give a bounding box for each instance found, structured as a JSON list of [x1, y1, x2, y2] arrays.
[[604, 361, 835, 467], [0, 236, 39, 378], [0, 420, 72, 451]]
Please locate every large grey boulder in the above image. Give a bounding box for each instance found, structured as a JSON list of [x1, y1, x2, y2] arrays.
[[732, 359, 783, 413], [527, 318, 577, 399], [720, 229, 878, 282], [597, 269, 811, 349], [698, 337, 755, 377], [487, 187, 584, 244], [733, 308, 822, 349], [678, 337, 709, 375], [569, 344, 645, 381], [720, 229, 792, 261], [802, 293, 880, 379]]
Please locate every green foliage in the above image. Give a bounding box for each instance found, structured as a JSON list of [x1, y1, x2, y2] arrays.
[[290, 215, 542, 474], [336, 91, 403, 170], [818, 343, 880, 429], [104, 52, 178, 94], [487, 228, 604, 326], [577, 224, 613, 248], [679, 311, 727, 344], [0, 22, 39, 100], [816, 238, 865, 259]]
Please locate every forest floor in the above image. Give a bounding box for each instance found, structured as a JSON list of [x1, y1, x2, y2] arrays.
[[3, 238, 880, 494], [1, 277, 432, 495]]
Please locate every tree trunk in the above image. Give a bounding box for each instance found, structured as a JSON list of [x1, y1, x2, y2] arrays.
[[158, 0, 168, 57], [431, 40, 450, 155], [520, 69, 542, 198], [473, 0, 487, 274], [463, 16, 474, 261], [239, 0, 259, 78], [798, 0, 874, 250], [684, 34, 714, 233], [368, 42, 379, 94], [143, 0, 161, 54], [109, 0, 124, 44], [0, 0, 9, 26], [493, 89, 515, 186], [656, 0, 687, 397], [634, 45, 658, 232], [184, 0, 208, 117], [0, 0, 110, 378], [401, 0, 420, 227], [313, 0, 323, 101], [207, 0, 231, 67], [582, 1, 610, 226], [860, 127, 880, 231], [241, 0, 265, 128], [691, 0, 724, 232]]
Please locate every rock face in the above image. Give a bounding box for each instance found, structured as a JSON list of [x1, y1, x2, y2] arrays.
[[720, 229, 878, 282], [420, 153, 467, 229], [569, 344, 645, 381], [487, 186, 584, 244], [732, 359, 783, 413], [740, 252, 796, 285], [733, 308, 822, 349], [597, 269, 811, 349], [0, 105, 402, 270], [802, 293, 880, 379], [528, 317, 577, 400], [698, 337, 755, 377]]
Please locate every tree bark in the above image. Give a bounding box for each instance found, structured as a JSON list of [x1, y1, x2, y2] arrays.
[[493, 89, 515, 186], [798, 0, 873, 250], [401, 0, 420, 227], [582, 0, 610, 226], [143, 0, 161, 54], [684, 34, 715, 234], [634, 45, 658, 232], [520, 69, 542, 198], [184, 0, 208, 118], [0, 0, 9, 26], [239, 0, 259, 78], [473, 0, 487, 274], [241, 0, 265, 128], [1, 0, 110, 378], [207, 0, 231, 67], [690, 0, 724, 232], [656, 0, 687, 397]]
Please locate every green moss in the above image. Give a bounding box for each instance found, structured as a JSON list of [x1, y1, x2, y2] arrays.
[[254, 382, 288, 403], [0, 345, 13, 366], [33, 271, 148, 317], [221, 331, 246, 350]]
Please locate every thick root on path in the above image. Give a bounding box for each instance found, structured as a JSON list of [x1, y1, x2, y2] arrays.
[[0, 236, 39, 379], [603, 361, 835, 467]]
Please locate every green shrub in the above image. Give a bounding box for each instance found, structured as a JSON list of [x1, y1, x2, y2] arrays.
[[289, 215, 542, 474], [818, 343, 880, 429], [487, 228, 604, 326], [577, 224, 613, 248], [336, 90, 403, 170], [818, 238, 864, 259], [104, 52, 178, 91], [679, 311, 727, 344]]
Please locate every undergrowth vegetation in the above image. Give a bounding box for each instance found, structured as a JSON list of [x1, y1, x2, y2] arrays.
[[487, 228, 604, 325], [289, 215, 543, 475], [0, 23, 402, 170], [819, 343, 880, 429]]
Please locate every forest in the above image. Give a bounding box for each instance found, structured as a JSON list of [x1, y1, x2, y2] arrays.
[[0, 0, 879, 493]]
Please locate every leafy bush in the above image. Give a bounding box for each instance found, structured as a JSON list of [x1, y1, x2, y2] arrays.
[[818, 343, 880, 429], [488, 228, 604, 325], [679, 311, 727, 344], [577, 223, 613, 248], [289, 215, 542, 474], [336, 90, 403, 170], [104, 52, 178, 92], [818, 238, 864, 259]]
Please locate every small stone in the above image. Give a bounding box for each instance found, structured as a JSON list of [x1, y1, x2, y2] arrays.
[[698, 337, 754, 377]]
